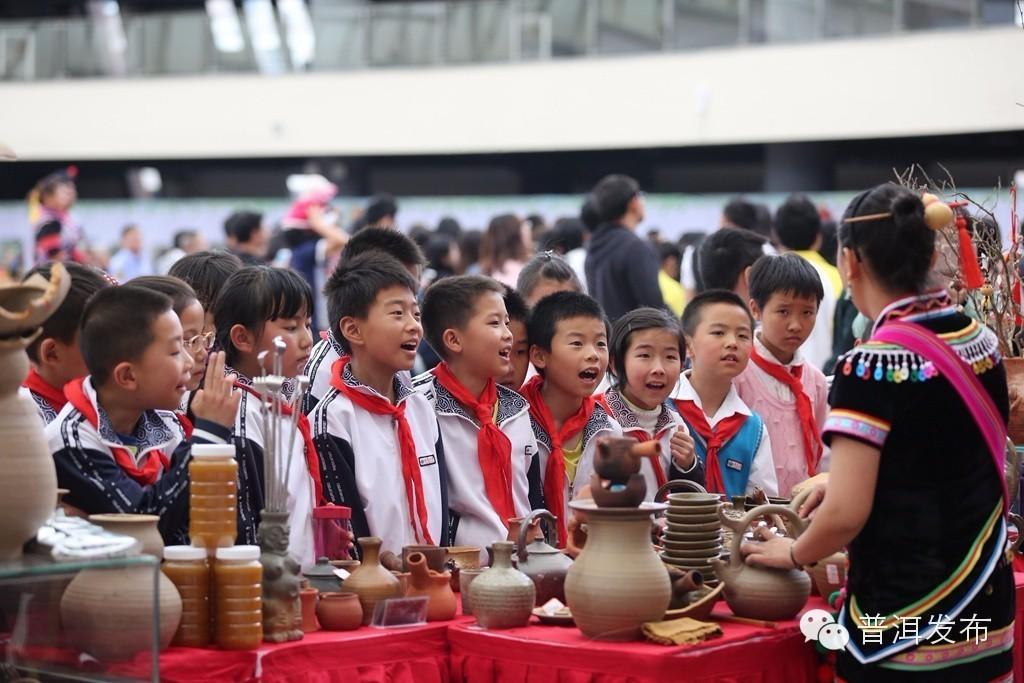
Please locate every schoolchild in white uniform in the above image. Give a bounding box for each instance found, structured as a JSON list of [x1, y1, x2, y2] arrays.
[[413, 276, 540, 560], [311, 253, 450, 557]]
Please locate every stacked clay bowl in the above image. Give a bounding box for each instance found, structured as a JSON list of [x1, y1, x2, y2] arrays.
[[661, 491, 723, 585]]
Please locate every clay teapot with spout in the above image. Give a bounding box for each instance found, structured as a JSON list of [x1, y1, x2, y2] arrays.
[[591, 437, 662, 508], [712, 503, 811, 621], [516, 509, 573, 605]]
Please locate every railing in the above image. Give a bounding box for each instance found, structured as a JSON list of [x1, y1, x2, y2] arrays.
[[0, 0, 1010, 81]]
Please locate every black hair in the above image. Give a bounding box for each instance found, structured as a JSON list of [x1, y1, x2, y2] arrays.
[[722, 198, 759, 233], [697, 227, 766, 292], [213, 265, 313, 367], [365, 194, 398, 225], [224, 211, 264, 244], [580, 194, 601, 232], [324, 252, 418, 354], [502, 284, 529, 324], [424, 234, 457, 274], [609, 307, 685, 391], [658, 241, 682, 264], [681, 289, 754, 337], [818, 220, 838, 267], [341, 226, 425, 269], [408, 224, 432, 249], [173, 230, 197, 251], [748, 253, 824, 310], [459, 229, 483, 270], [437, 217, 462, 239], [81, 286, 173, 387], [129, 276, 199, 317], [527, 290, 607, 353], [591, 174, 641, 224], [483, 214, 528, 274], [551, 217, 586, 252], [24, 262, 110, 363], [838, 183, 934, 294], [774, 195, 822, 251], [516, 251, 583, 301], [421, 275, 506, 360], [168, 250, 243, 311]]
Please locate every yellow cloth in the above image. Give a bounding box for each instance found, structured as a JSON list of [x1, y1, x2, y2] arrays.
[[563, 435, 583, 484], [658, 270, 686, 317], [795, 250, 842, 299], [642, 617, 723, 646]]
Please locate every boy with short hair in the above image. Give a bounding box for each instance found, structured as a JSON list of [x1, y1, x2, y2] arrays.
[[519, 291, 621, 548], [311, 252, 449, 556], [697, 227, 767, 300], [305, 227, 426, 413], [21, 262, 110, 424], [413, 275, 540, 556], [735, 254, 829, 497], [498, 285, 530, 391], [672, 290, 778, 498], [46, 286, 238, 545]]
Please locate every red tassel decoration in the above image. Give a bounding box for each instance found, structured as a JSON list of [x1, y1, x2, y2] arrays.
[[957, 214, 985, 290]]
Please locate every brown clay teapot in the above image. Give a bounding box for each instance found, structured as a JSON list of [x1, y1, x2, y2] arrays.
[[592, 437, 661, 507], [516, 509, 573, 605], [712, 503, 811, 621]]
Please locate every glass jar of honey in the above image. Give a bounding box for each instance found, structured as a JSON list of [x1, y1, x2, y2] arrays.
[[190, 444, 238, 551], [213, 545, 262, 650], [163, 545, 210, 647]]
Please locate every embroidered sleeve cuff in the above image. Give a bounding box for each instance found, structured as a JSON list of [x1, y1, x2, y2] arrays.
[[823, 409, 890, 449], [191, 418, 232, 444]]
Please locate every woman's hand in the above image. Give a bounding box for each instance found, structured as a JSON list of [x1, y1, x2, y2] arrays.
[[670, 430, 696, 470], [796, 483, 827, 519], [191, 351, 241, 430], [741, 526, 797, 570]]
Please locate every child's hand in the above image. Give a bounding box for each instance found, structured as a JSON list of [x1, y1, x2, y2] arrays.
[[191, 351, 241, 430], [669, 430, 696, 470]]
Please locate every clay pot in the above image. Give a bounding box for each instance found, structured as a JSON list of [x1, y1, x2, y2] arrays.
[[515, 509, 573, 605], [469, 542, 535, 629], [0, 264, 70, 337], [506, 516, 544, 545], [304, 557, 343, 594], [299, 588, 320, 632], [808, 552, 848, 599], [565, 500, 671, 641], [459, 568, 486, 615], [391, 571, 411, 596], [712, 504, 811, 621], [345, 537, 401, 625], [406, 552, 457, 621], [89, 514, 165, 558], [446, 546, 481, 570], [1004, 357, 1024, 444], [402, 544, 447, 572], [316, 592, 362, 631]]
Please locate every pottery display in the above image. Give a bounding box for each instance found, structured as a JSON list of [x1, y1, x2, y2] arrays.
[[469, 542, 535, 629], [304, 557, 343, 594], [565, 500, 671, 641], [459, 568, 486, 615], [656, 482, 723, 586], [515, 509, 574, 605], [590, 437, 661, 508], [446, 545, 482, 591], [316, 592, 363, 631], [402, 544, 447, 572], [506, 516, 544, 545], [89, 514, 165, 558], [809, 552, 848, 598], [0, 265, 68, 561], [663, 582, 725, 622], [344, 537, 401, 625], [380, 550, 403, 572], [391, 571, 411, 596], [713, 504, 811, 621], [259, 510, 303, 643], [405, 552, 457, 621], [299, 588, 320, 632]]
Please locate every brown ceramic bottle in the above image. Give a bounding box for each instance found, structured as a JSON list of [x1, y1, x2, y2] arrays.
[[405, 552, 457, 621], [344, 537, 401, 625]]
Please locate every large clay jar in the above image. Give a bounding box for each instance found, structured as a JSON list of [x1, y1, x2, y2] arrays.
[[0, 265, 69, 560], [564, 500, 670, 641], [469, 542, 535, 629], [405, 552, 457, 621], [316, 592, 363, 631], [712, 504, 811, 621], [345, 537, 401, 625], [89, 514, 165, 558]]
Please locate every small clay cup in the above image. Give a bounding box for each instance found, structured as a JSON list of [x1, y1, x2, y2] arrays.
[[316, 592, 363, 631]]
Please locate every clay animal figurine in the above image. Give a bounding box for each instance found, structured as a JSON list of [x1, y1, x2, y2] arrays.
[[590, 437, 661, 508], [259, 511, 304, 642]]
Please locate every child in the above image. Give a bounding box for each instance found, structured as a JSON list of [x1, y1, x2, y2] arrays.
[[214, 265, 320, 566], [515, 251, 583, 307], [734, 254, 828, 497], [45, 286, 239, 545], [697, 227, 767, 301], [21, 262, 110, 424], [605, 308, 700, 495], [305, 227, 426, 413], [498, 285, 530, 391], [519, 291, 620, 547], [671, 290, 777, 498], [312, 253, 448, 555], [168, 250, 243, 331], [413, 275, 539, 556]]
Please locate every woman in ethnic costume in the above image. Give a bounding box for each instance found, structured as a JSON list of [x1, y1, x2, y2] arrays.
[[744, 182, 1014, 682]]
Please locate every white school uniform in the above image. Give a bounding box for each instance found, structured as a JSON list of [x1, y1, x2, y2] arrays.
[[304, 331, 345, 414]]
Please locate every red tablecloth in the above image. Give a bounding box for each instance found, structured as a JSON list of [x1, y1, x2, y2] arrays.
[[448, 599, 824, 683]]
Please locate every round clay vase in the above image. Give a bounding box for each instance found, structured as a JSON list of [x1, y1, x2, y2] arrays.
[[89, 514, 165, 558], [405, 552, 457, 621], [316, 592, 363, 631], [299, 588, 320, 633], [712, 504, 811, 621], [564, 500, 671, 641], [346, 537, 401, 625], [469, 542, 535, 629]]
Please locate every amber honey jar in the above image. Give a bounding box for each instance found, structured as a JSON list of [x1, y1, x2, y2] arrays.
[[163, 545, 211, 647], [190, 444, 238, 550], [213, 545, 262, 650]]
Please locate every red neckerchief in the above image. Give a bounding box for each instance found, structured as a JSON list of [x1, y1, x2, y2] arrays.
[[64, 378, 190, 486], [23, 368, 68, 415], [749, 345, 821, 477], [673, 399, 747, 495], [520, 374, 597, 548], [432, 363, 515, 527], [235, 381, 325, 508], [329, 357, 433, 544]]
